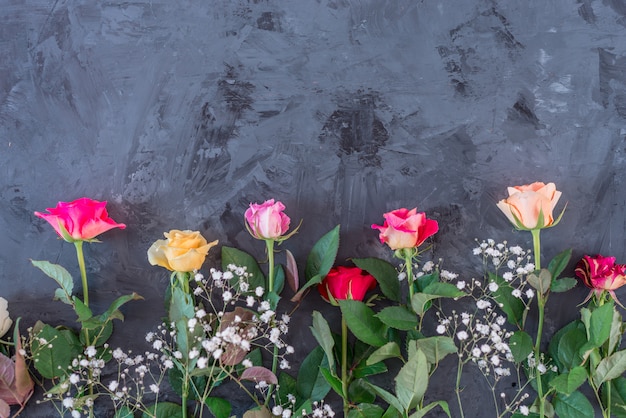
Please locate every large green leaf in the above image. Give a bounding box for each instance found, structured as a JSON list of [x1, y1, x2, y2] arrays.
[[605, 376, 626, 418], [310, 311, 336, 372], [31, 260, 74, 305], [367, 342, 402, 365], [410, 293, 439, 317], [32, 324, 77, 379], [352, 257, 400, 302], [593, 350, 626, 387], [168, 287, 195, 323], [549, 366, 587, 395], [509, 331, 533, 363], [364, 382, 405, 415], [553, 391, 594, 418], [547, 248, 572, 280], [421, 282, 465, 298], [221, 246, 265, 290], [548, 320, 585, 371], [297, 346, 331, 401], [348, 404, 384, 418], [320, 368, 344, 399], [413, 337, 457, 366], [489, 273, 525, 329], [205, 397, 231, 418], [585, 301, 614, 348], [142, 402, 185, 418], [375, 306, 418, 331], [339, 300, 387, 347], [305, 225, 340, 281], [409, 401, 451, 418], [395, 348, 429, 411], [551, 277, 577, 293]]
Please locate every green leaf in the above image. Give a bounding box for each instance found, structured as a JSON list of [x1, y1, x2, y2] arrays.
[[32, 324, 76, 379], [297, 346, 331, 401], [586, 301, 614, 347], [114, 406, 134, 418], [549, 366, 587, 395], [410, 293, 439, 317], [605, 376, 626, 418], [277, 372, 298, 405], [310, 311, 336, 372], [352, 360, 387, 379], [352, 257, 401, 302], [548, 320, 585, 371], [205, 397, 231, 418], [364, 382, 405, 415], [291, 274, 323, 302], [142, 402, 185, 418], [415, 271, 439, 293], [339, 300, 387, 347], [548, 248, 572, 280], [221, 247, 265, 290], [421, 282, 465, 298], [413, 336, 457, 366], [348, 404, 384, 418], [526, 269, 552, 296], [593, 350, 626, 387], [375, 306, 418, 331], [509, 331, 533, 363], [273, 264, 285, 295], [72, 296, 93, 322], [305, 225, 340, 281], [608, 308, 623, 356], [551, 277, 577, 293], [367, 342, 402, 365], [489, 273, 525, 328], [409, 401, 451, 418], [348, 378, 376, 405], [80, 319, 113, 346], [320, 367, 344, 398], [99, 292, 143, 323], [31, 260, 74, 305], [553, 391, 594, 418], [395, 348, 429, 411]]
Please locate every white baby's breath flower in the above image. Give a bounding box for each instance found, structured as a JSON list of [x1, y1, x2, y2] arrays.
[[476, 300, 491, 310], [512, 289, 522, 298], [436, 325, 446, 334], [526, 289, 535, 299], [488, 282, 499, 292], [457, 331, 468, 340], [456, 281, 466, 290]]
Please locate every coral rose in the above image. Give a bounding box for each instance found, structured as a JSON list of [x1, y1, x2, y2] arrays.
[[35, 198, 126, 242], [318, 266, 377, 303], [371, 208, 438, 251], [496, 182, 562, 230], [148, 230, 218, 272]]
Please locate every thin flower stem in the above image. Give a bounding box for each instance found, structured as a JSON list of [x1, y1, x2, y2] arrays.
[[404, 251, 414, 303], [530, 228, 546, 417], [455, 356, 465, 418], [181, 370, 189, 418], [266, 239, 275, 293], [74, 241, 89, 307], [342, 315, 349, 416]]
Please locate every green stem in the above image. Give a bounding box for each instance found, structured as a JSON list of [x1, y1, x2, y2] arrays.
[[266, 239, 275, 293], [530, 228, 545, 417], [404, 250, 415, 302], [74, 241, 89, 307], [455, 357, 465, 418], [342, 316, 349, 416], [181, 371, 189, 418]]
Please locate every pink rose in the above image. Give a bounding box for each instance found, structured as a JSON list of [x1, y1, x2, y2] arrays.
[[244, 199, 291, 240], [496, 182, 562, 230], [575, 254, 626, 305], [318, 266, 377, 303], [371, 208, 438, 251], [35, 198, 126, 242]]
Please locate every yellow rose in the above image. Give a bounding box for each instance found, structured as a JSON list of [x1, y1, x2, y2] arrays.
[[496, 182, 562, 230], [147, 230, 218, 272]]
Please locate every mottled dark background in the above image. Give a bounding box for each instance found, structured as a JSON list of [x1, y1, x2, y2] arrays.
[[2, 0, 626, 416]]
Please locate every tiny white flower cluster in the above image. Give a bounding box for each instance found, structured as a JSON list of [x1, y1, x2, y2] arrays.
[[301, 400, 336, 417], [436, 309, 514, 380]]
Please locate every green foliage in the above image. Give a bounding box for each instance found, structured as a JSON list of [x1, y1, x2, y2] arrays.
[[310, 311, 335, 372], [553, 391, 595, 418], [547, 248, 572, 280], [293, 225, 340, 301], [549, 366, 586, 395], [31, 322, 82, 379], [205, 397, 232, 418], [489, 272, 526, 329], [31, 260, 74, 305], [375, 306, 419, 331], [509, 331, 533, 363], [339, 300, 388, 347], [593, 350, 626, 387], [297, 346, 331, 402], [352, 257, 401, 302], [221, 246, 266, 290], [367, 342, 402, 365], [413, 337, 457, 366], [395, 348, 429, 411], [142, 402, 186, 418]]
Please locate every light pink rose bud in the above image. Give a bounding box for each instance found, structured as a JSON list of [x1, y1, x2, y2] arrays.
[[371, 208, 438, 251], [244, 199, 291, 240]]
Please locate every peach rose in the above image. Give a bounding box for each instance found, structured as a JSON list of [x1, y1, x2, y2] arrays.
[[496, 182, 562, 230]]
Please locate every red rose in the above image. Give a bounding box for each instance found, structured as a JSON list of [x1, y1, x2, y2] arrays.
[[575, 254, 626, 305], [371, 208, 438, 251], [318, 266, 377, 303], [35, 197, 126, 242]]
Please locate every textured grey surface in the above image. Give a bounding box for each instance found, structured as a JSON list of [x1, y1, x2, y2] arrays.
[[2, 0, 626, 416]]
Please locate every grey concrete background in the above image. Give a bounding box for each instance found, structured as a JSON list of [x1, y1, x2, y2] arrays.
[[2, 0, 626, 416]]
